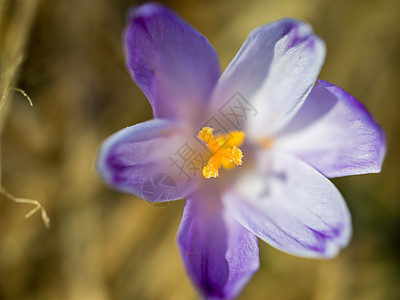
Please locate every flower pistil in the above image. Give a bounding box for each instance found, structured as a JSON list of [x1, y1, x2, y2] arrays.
[[198, 127, 244, 178]]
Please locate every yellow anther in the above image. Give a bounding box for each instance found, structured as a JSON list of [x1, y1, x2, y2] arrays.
[[198, 127, 245, 179]]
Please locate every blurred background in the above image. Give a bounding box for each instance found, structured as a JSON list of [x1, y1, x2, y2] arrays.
[[0, 0, 399, 299]]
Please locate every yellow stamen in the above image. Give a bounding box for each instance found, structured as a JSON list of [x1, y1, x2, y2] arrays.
[[198, 127, 245, 179]]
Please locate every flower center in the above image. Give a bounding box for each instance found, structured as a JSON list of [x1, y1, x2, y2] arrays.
[[198, 127, 245, 178]]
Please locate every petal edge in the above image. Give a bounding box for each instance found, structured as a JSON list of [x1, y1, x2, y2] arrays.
[[224, 152, 351, 259], [277, 80, 386, 178], [178, 192, 259, 299], [124, 3, 220, 121]]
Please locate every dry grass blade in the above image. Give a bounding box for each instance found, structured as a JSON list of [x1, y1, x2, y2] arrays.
[[0, 0, 49, 227], [0, 187, 50, 228], [11, 87, 33, 106]]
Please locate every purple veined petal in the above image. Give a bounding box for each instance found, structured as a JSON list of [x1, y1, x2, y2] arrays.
[[178, 190, 259, 300], [223, 152, 351, 259], [124, 3, 220, 122], [209, 19, 325, 134], [96, 119, 196, 202], [275, 80, 386, 178]]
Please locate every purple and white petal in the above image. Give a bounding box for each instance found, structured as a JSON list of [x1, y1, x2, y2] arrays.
[[223, 152, 351, 258], [276, 80, 386, 178], [97, 119, 194, 202], [124, 3, 220, 121], [210, 19, 325, 134], [178, 191, 259, 300]]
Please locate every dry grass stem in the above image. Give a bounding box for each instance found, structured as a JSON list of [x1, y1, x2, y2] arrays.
[[0, 186, 50, 228], [0, 0, 49, 228], [11, 87, 33, 106]]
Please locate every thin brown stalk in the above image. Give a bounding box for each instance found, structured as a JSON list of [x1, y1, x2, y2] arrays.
[[0, 0, 50, 227]]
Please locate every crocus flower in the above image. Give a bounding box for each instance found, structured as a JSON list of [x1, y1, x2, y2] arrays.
[[97, 3, 385, 299]]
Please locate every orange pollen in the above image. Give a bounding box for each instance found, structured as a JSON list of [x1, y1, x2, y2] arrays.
[[198, 127, 245, 179], [259, 137, 274, 149]]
